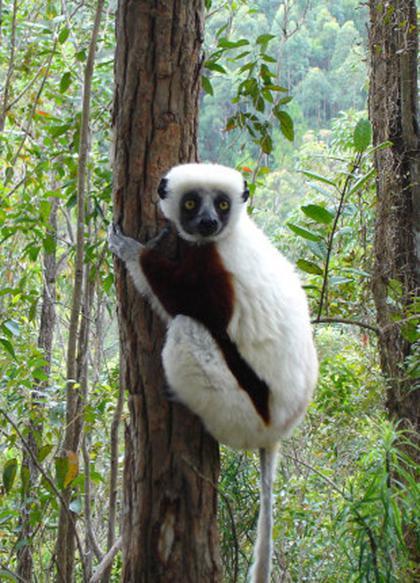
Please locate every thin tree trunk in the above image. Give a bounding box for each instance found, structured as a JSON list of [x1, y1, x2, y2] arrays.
[[16, 199, 58, 580], [368, 0, 419, 442], [55, 1, 105, 581], [113, 1, 221, 581]]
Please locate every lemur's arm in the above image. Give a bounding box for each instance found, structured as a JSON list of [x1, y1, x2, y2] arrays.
[[108, 223, 188, 320], [108, 223, 171, 259]]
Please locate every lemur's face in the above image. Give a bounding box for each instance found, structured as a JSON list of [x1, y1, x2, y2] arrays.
[[158, 163, 249, 244], [179, 189, 232, 240]]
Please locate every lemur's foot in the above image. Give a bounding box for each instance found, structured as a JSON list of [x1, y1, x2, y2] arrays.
[[108, 223, 142, 262], [146, 222, 172, 250]]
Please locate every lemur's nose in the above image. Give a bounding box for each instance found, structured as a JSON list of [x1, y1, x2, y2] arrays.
[[198, 217, 218, 236]]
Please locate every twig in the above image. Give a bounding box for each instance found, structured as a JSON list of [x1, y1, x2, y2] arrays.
[[316, 152, 363, 321], [282, 452, 347, 499], [312, 317, 379, 334], [89, 537, 122, 583]]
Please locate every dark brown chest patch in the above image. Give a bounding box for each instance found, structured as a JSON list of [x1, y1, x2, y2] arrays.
[[140, 243, 270, 423]]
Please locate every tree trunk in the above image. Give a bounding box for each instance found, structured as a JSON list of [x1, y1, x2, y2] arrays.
[[368, 0, 419, 441], [113, 1, 221, 581]]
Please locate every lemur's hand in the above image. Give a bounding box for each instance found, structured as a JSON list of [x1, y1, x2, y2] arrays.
[[108, 223, 142, 262], [145, 222, 172, 249]]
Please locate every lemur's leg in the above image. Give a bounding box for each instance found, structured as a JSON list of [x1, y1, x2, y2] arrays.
[[162, 315, 263, 449]]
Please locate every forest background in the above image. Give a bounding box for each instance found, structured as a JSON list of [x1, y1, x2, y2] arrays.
[[0, 0, 418, 582]]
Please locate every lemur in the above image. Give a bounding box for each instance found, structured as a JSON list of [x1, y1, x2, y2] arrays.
[[108, 163, 318, 583]]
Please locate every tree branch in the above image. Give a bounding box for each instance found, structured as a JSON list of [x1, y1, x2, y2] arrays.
[[312, 317, 379, 334], [89, 538, 122, 583]]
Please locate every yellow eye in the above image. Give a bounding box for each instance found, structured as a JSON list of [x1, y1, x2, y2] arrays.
[[218, 200, 230, 211], [184, 199, 196, 211]]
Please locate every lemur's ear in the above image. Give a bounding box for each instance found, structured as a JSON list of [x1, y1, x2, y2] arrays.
[[242, 180, 250, 202], [158, 177, 169, 199]]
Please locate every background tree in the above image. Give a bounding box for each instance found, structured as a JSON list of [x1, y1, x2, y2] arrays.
[[368, 0, 419, 445], [112, 1, 221, 580]]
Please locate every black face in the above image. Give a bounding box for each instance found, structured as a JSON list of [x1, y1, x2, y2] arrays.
[[179, 189, 232, 240]]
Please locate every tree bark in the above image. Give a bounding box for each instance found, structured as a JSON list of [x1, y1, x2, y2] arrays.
[[368, 0, 419, 442], [113, 1, 221, 581]]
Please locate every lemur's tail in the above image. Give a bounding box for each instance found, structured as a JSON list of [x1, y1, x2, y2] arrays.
[[249, 444, 279, 583]]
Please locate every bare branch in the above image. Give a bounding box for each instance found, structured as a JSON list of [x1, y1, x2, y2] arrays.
[[89, 538, 122, 583], [312, 317, 379, 334]]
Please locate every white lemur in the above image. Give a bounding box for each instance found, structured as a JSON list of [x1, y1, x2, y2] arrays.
[[109, 163, 318, 583]]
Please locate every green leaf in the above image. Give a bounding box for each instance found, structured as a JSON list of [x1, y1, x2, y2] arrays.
[[296, 259, 323, 275], [353, 118, 372, 152], [21, 465, 30, 494], [38, 444, 54, 462], [43, 234, 57, 254], [55, 456, 68, 490], [275, 110, 294, 141], [201, 76, 214, 96], [204, 61, 226, 74], [58, 27, 70, 44], [256, 34, 276, 45], [75, 49, 86, 62], [218, 38, 250, 49], [278, 95, 293, 105], [301, 170, 336, 187], [301, 204, 334, 225], [49, 124, 71, 138], [260, 134, 273, 154], [59, 72, 72, 93], [3, 459, 18, 493], [287, 223, 322, 242], [0, 337, 16, 358]]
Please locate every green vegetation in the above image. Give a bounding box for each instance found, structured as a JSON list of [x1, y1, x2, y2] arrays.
[[0, 0, 418, 581]]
